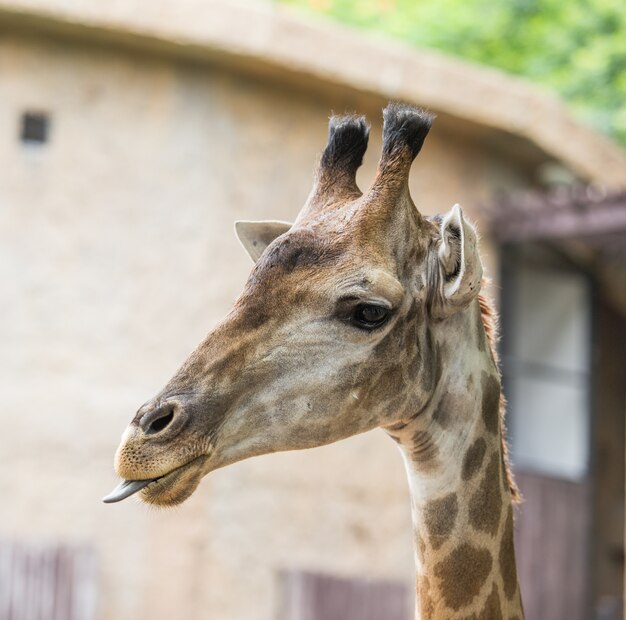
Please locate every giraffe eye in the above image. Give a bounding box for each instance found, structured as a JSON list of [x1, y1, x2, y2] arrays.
[[351, 304, 391, 330]]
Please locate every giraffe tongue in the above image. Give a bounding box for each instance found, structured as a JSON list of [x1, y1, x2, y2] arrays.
[[102, 478, 155, 503]]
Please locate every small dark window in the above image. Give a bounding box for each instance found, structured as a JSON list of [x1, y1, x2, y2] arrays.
[[20, 112, 50, 144]]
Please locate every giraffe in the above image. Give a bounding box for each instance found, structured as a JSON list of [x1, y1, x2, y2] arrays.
[[105, 103, 524, 619]]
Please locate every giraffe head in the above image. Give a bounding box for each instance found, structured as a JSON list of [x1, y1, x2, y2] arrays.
[[105, 104, 484, 506]]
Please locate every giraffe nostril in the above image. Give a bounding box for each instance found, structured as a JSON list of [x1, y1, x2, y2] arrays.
[[143, 405, 175, 435], [149, 411, 174, 434]]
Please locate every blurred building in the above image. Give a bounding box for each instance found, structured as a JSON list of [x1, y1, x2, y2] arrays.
[[0, 1, 624, 619]]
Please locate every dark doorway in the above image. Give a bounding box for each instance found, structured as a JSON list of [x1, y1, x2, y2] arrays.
[[501, 245, 625, 620]]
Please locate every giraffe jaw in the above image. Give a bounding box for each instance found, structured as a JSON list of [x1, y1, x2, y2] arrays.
[[103, 455, 209, 507]]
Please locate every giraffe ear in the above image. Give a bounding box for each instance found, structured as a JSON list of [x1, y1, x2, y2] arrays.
[[432, 204, 483, 318], [234, 220, 293, 263]]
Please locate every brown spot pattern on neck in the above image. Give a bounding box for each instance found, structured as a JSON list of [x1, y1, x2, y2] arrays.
[[469, 452, 503, 536], [462, 437, 487, 481], [434, 543, 493, 610], [459, 583, 503, 620], [423, 493, 458, 549], [481, 372, 500, 435], [499, 506, 519, 601]]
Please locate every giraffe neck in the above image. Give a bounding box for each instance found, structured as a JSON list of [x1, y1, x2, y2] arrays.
[[389, 301, 524, 619]]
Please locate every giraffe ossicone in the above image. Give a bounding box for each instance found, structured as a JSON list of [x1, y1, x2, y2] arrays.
[[106, 103, 523, 618]]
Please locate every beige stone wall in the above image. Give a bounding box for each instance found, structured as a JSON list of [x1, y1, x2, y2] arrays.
[[0, 34, 530, 620], [2, 0, 626, 185]]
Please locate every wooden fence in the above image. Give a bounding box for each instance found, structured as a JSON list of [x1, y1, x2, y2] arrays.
[[514, 471, 590, 620], [280, 570, 410, 620], [0, 541, 97, 620]]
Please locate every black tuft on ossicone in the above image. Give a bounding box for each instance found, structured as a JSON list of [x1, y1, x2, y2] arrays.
[[320, 114, 370, 175], [381, 103, 435, 161]]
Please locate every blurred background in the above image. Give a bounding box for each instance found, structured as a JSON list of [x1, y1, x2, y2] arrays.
[[0, 0, 624, 619]]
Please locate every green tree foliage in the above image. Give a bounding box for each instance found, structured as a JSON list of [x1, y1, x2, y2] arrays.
[[278, 0, 626, 146]]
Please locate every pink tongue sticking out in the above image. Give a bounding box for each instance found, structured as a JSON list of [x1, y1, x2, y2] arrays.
[[102, 478, 155, 503]]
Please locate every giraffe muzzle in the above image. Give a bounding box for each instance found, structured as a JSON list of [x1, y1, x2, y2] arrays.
[[103, 454, 209, 504]]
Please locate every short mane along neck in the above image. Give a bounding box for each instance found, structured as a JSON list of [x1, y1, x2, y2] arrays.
[[387, 296, 524, 619]]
